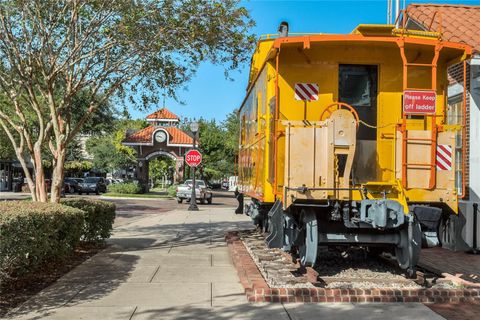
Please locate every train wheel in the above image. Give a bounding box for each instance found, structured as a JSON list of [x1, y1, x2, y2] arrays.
[[298, 208, 318, 267], [395, 216, 421, 277]]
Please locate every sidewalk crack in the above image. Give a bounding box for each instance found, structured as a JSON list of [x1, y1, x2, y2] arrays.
[[129, 306, 138, 320], [149, 265, 161, 283], [282, 302, 293, 320], [210, 282, 213, 307]]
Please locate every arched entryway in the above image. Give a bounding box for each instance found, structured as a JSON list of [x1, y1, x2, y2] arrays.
[[122, 108, 193, 191], [146, 152, 176, 189]]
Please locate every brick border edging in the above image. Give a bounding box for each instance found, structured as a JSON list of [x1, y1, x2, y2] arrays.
[[226, 231, 480, 303]]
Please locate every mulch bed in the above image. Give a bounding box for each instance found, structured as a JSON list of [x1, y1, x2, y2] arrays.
[[0, 242, 105, 317]]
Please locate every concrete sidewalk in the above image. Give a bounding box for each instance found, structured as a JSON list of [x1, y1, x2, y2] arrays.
[[0, 192, 30, 201], [6, 206, 445, 320]]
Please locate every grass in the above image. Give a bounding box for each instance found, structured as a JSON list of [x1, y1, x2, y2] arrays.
[[102, 192, 173, 199], [149, 187, 168, 193]]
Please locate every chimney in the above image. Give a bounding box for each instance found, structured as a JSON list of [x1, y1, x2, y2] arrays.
[[278, 21, 289, 37]]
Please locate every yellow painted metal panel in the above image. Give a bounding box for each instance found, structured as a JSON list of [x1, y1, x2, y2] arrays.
[[238, 27, 469, 214]]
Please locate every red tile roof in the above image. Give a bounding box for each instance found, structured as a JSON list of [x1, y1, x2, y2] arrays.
[[146, 108, 180, 120], [407, 4, 480, 52], [123, 126, 193, 145]]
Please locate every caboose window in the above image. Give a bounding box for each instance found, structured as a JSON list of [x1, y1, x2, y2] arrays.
[[339, 66, 373, 107], [339, 64, 378, 141]]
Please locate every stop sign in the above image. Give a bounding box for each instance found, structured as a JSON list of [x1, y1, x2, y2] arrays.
[[185, 149, 202, 167]]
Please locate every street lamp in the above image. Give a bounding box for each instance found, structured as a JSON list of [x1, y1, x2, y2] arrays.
[[188, 121, 199, 211]]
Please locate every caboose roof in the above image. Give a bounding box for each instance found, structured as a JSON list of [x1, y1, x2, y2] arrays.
[[245, 31, 471, 90]]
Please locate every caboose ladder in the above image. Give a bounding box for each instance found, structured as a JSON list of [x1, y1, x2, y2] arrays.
[[397, 41, 442, 189]]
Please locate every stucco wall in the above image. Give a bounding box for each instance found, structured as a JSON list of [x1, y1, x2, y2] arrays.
[[463, 61, 480, 248], [448, 60, 480, 250]]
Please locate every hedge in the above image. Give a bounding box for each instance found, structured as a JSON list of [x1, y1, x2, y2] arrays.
[[62, 198, 116, 243], [107, 182, 143, 194], [0, 202, 84, 280], [167, 185, 177, 197]]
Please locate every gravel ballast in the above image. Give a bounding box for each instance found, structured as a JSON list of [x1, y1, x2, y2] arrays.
[[239, 229, 455, 289]]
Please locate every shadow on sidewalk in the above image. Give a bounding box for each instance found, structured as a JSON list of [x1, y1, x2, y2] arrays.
[[109, 221, 253, 252], [9, 242, 148, 319]]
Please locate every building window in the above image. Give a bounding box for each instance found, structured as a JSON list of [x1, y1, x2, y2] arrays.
[[447, 96, 463, 196]]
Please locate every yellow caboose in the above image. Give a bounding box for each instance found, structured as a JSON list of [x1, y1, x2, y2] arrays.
[[237, 21, 471, 276]]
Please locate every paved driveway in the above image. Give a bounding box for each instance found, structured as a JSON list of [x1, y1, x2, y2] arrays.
[[6, 203, 445, 320]]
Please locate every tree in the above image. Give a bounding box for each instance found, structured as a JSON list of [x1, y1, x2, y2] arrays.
[[86, 135, 136, 175], [86, 118, 146, 174], [222, 109, 240, 164], [0, 0, 255, 202], [0, 128, 14, 160], [149, 157, 175, 187], [197, 111, 239, 182]]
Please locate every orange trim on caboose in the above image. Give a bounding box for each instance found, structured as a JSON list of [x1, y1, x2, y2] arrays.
[[272, 34, 472, 54]]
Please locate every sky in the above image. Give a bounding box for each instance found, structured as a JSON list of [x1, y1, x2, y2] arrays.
[[128, 0, 480, 122]]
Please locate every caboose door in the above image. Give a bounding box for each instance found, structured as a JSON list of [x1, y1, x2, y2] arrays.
[[338, 64, 378, 182]]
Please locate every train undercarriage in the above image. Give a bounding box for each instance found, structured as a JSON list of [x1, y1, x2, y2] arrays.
[[243, 198, 443, 278]]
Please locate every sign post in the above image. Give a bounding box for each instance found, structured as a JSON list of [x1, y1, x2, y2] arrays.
[[185, 125, 201, 211]]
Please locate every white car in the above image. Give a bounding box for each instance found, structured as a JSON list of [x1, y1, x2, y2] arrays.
[[228, 176, 238, 192], [176, 180, 213, 204]]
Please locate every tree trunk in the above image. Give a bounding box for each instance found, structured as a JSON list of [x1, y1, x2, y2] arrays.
[[14, 151, 37, 201], [50, 148, 66, 203], [33, 148, 48, 202]]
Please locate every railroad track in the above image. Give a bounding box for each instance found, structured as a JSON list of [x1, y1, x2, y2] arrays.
[[239, 229, 455, 290]]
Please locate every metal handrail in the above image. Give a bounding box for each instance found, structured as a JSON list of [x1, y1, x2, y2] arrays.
[[394, 8, 443, 39], [259, 32, 324, 40]]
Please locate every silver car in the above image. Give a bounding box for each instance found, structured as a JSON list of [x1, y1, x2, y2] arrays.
[[176, 180, 213, 204]]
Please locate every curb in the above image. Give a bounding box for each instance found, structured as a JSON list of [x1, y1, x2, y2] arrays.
[[226, 231, 480, 303]]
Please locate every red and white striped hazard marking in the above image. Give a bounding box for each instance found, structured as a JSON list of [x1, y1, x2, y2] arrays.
[[436, 144, 453, 171], [294, 83, 319, 101]]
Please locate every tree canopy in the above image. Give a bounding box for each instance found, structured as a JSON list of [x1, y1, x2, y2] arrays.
[[197, 110, 239, 182], [0, 128, 14, 160], [0, 0, 254, 201], [86, 119, 146, 174]]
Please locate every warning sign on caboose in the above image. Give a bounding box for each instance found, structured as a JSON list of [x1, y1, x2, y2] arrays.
[[403, 90, 436, 115], [294, 83, 319, 101]]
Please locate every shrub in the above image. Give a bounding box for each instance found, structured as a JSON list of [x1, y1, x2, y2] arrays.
[[107, 182, 143, 194], [167, 184, 177, 197], [0, 201, 84, 280], [62, 198, 116, 243]]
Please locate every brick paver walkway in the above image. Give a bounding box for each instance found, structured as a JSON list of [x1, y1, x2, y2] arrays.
[[426, 302, 480, 320], [419, 247, 480, 284]]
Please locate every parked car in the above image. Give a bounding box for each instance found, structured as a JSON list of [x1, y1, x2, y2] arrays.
[[73, 178, 84, 184], [78, 177, 107, 195], [228, 176, 238, 192], [64, 178, 80, 194], [221, 180, 229, 190], [176, 179, 213, 204]]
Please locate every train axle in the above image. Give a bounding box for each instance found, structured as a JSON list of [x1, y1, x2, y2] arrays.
[[257, 199, 423, 277]]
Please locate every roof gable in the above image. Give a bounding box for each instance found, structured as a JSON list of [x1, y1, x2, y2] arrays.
[[146, 108, 180, 121], [122, 126, 193, 146]]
